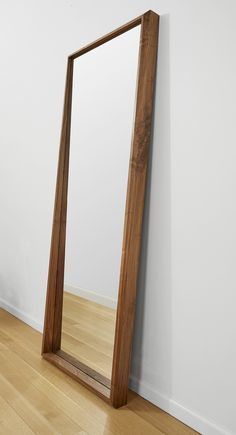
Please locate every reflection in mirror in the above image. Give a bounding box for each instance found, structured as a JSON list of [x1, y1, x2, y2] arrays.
[[61, 26, 141, 383]]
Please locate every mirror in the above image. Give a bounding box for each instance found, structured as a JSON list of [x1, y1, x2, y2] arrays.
[[60, 26, 141, 384], [42, 10, 159, 408]]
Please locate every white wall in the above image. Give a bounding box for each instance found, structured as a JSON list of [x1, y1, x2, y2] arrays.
[[64, 27, 140, 305], [0, 1, 236, 434]]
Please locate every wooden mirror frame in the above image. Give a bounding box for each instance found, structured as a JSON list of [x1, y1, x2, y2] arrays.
[[42, 10, 159, 408]]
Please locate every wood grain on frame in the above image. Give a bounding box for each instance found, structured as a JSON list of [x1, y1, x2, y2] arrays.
[[42, 10, 159, 408], [42, 58, 73, 354], [43, 352, 111, 401], [111, 10, 159, 408]]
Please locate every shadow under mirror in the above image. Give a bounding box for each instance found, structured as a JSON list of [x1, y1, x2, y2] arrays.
[[60, 24, 141, 386]]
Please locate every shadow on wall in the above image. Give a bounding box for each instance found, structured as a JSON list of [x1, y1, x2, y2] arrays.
[[130, 14, 172, 406]]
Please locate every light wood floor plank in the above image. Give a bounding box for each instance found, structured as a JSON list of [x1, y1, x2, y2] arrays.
[[0, 351, 84, 434], [0, 394, 34, 435], [0, 308, 199, 435], [0, 373, 60, 435]]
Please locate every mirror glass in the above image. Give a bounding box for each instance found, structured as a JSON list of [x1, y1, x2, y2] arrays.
[[61, 25, 141, 384]]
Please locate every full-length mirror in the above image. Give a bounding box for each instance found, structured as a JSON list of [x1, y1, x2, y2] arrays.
[[61, 26, 140, 383], [42, 10, 159, 408]]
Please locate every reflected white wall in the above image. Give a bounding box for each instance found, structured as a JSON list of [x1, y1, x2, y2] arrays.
[[64, 27, 140, 303]]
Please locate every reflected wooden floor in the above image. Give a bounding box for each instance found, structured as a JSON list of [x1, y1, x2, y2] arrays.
[[61, 292, 116, 379], [0, 309, 199, 434]]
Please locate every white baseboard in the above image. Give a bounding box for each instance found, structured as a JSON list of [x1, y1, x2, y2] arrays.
[[0, 298, 43, 333], [129, 375, 233, 435], [0, 298, 232, 435], [64, 284, 117, 309]]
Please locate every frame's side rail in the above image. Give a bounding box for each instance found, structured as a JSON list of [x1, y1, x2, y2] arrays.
[[111, 10, 159, 408], [42, 58, 73, 354]]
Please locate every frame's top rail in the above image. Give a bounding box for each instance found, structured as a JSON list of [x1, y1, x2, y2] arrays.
[[69, 15, 142, 60], [68, 10, 158, 60]]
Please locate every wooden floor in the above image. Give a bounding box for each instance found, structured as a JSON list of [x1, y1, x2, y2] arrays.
[[61, 292, 116, 379], [0, 308, 199, 434]]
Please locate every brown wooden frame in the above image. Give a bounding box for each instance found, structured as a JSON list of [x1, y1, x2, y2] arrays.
[[42, 10, 159, 408]]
